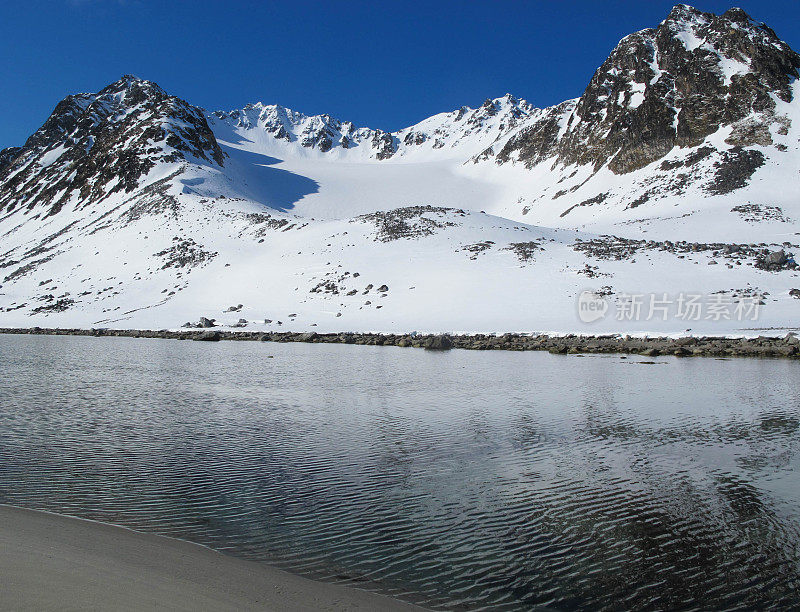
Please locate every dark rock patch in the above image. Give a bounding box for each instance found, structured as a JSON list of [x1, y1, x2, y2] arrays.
[[706, 148, 765, 195]]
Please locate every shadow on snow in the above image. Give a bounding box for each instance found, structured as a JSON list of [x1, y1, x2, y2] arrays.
[[218, 143, 319, 213]]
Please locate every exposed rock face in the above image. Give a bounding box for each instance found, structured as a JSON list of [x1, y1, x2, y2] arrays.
[[371, 131, 397, 160], [0, 147, 21, 172], [484, 5, 800, 175], [0, 76, 225, 217], [494, 101, 576, 167]]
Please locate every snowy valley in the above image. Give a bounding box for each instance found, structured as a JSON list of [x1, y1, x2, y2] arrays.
[[1, 5, 799, 336]]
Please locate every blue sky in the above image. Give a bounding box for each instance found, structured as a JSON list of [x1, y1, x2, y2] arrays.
[[1, 1, 798, 148]]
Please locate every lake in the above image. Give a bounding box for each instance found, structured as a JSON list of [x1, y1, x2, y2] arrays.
[[1, 334, 799, 610]]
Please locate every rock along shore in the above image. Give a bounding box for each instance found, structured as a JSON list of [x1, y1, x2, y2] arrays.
[[1, 327, 800, 358]]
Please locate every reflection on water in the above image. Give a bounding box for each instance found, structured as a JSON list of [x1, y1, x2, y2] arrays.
[[1, 334, 799, 610]]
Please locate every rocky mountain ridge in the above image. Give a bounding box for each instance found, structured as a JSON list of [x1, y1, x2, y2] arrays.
[[0, 75, 224, 218], [209, 93, 536, 161], [480, 4, 799, 174]]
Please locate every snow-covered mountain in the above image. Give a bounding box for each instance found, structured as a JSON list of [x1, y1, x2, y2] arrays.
[[1, 5, 799, 335], [475, 4, 800, 233]]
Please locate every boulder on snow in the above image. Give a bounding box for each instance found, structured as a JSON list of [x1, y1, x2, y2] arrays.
[[767, 250, 787, 266], [198, 317, 216, 328], [756, 249, 789, 271]]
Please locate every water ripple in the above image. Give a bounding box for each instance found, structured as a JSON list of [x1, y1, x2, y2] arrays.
[[1, 335, 799, 610]]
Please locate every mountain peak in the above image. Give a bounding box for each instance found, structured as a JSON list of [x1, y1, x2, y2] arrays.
[[0, 77, 225, 217], [721, 7, 755, 25], [664, 4, 706, 23], [97, 74, 168, 104], [482, 3, 799, 181], [107, 74, 147, 87]]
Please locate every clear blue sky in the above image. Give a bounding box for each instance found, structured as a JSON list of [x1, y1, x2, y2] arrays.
[[1, 1, 798, 148]]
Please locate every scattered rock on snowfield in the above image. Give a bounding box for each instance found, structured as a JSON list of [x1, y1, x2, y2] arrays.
[[198, 317, 216, 328], [377, 284, 389, 292], [790, 288, 800, 298], [356, 206, 462, 242]]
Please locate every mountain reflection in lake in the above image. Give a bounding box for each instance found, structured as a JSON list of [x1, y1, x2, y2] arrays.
[[1, 334, 798, 610]]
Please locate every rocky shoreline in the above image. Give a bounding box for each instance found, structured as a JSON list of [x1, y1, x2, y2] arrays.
[[2, 327, 800, 358]]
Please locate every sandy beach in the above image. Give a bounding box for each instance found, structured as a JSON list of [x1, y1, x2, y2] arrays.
[[0, 504, 424, 611]]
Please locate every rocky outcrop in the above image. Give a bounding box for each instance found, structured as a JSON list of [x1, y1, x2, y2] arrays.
[[0, 147, 21, 172], [706, 147, 765, 194], [371, 131, 397, 160], [494, 101, 575, 167], [355, 206, 464, 241]]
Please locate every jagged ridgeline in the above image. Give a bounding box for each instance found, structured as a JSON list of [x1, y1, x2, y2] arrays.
[[0, 5, 799, 333]]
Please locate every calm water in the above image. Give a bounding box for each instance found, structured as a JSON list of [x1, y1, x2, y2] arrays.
[[1, 334, 799, 610]]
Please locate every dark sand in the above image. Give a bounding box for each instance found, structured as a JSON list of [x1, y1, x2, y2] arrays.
[[0, 504, 424, 611]]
